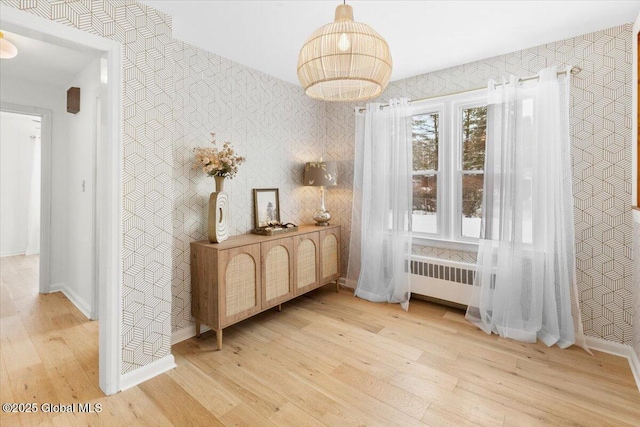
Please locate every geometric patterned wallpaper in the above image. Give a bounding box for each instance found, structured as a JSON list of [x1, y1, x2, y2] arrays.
[[2, 0, 176, 374], [329, 24, 635, 346], [172, 40, 327, 332], [633, 217, 640, 360], [5, 1, 635, 359]]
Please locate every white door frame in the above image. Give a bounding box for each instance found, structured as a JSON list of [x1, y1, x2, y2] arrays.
[[92, 84, 106, 321], [0, 104, 52, 294], [0, 5, 123, 395]]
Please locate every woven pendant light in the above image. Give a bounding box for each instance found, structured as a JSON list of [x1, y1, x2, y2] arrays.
[[297, 2, 392, 102]]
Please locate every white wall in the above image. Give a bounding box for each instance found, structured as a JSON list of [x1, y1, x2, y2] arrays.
[[0, 111, 39, 256], [64, 57, 102, 317], [1, 61, 100, 318], [1, 77, 68, 284]]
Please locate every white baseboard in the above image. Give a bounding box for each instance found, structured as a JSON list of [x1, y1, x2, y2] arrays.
[[338, 276, 352, 289], [119, 354, 176, 391], [1, 250, 26, 257], [585, 336, 640, 392], [50, 283, 92, 320], [171, 324, 211, 345], [49, 282, 64, 292]]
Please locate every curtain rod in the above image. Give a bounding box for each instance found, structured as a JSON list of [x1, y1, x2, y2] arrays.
[[357, 65, 582, 112]]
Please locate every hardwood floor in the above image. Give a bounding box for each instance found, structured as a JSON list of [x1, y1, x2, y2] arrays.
[[1, 254, 639, 426]]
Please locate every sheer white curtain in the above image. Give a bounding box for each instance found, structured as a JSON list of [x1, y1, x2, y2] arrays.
[[466, 66, 588, 350], [347, 99, 412, 310], [25, 136, 40, 255]]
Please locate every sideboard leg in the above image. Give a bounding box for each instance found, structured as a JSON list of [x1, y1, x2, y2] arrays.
[[336, 280, 339, 292], [278, 304, 282, 312], [216, 328, 223, 350], [195, 320, 201, 338]]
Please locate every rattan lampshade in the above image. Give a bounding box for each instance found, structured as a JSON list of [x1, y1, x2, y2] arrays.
[[297, 4, 392, 102]]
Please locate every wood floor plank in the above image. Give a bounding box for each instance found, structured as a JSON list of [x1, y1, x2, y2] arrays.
[[104, 386, 175, 427], [0, 282, 17, 318], [51, 313, 100, 389], [274, 325, 389, 379], [288, 367, 427, 427], [138, 374, 225, 426], [202, 338, 342, 423], [0, 314, 42, 375], [439, 360, 638, 427], [9, 363, 59, 426], [330, 363, 429, 420], [420, 386, 507, 427], [512, 357, 640, 424], [30, 329, 78, 371], [166, 354, 241, 418], [267, 402, 327, 427], [294, 295, 386, 333], [212, 361, 290, 421], [231, 322, 342, 375], [3, 256, 639, 427], [47, 359, 103, 402], [422, 403, 504, 427], [219, 403, 278, 427], [173, 333, 226, 374], [0, 353, 20, 427]]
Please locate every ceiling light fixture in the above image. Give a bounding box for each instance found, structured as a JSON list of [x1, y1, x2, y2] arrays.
[[0, 31, 18, 59], [297, 1, 392, 102]]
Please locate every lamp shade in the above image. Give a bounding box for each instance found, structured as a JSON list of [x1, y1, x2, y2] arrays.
[[304, 162, 338, 187], [0, 32, 18, 59], [297, 4, 392, 102]]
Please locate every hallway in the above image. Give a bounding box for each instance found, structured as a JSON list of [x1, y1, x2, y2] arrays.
[[0, 255, 102, 425]]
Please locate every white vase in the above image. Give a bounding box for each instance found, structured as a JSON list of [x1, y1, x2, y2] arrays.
[[208, 176, 229, 243], [214, 175, 225, 192]]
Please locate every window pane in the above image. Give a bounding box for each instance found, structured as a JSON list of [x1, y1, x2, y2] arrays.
[[462, 174, 483, 238], [412, 174, 437, 234], [412, 113, 439, 171], [462, 106, 487, 171]]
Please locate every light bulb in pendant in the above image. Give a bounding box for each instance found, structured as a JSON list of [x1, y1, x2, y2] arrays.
[[337, 33, 350, 51], [0, 32, 18, 59]]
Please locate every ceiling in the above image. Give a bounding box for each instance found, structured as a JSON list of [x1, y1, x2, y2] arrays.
[[0, 31, 99, 86], [142, 1, 640, 86]]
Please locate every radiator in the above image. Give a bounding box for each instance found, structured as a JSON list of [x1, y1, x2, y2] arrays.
[[410, 256, 475, 306]]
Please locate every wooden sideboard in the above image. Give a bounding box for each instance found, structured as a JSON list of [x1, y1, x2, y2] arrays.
[[190, 224, 341, 349]]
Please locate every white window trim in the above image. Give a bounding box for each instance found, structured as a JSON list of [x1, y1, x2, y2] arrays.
[[410, 89, 486, 251]]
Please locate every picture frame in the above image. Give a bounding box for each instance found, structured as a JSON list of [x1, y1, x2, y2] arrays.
[[253, 188, 280, 228]]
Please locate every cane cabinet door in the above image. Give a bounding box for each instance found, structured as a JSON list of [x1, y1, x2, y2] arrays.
[[293, 233, 320, 295], [319, 228, 340, 283], [261, 238, 294, 309], [219, 243, 261, 326]]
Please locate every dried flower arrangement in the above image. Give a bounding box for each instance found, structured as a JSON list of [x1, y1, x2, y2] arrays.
[[193, 133, 246, 178]]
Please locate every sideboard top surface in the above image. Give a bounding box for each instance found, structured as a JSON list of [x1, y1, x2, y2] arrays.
[[191, 224, 340, 251]]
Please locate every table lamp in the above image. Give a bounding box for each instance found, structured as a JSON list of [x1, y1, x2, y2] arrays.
[[303, 160, 337, 226]]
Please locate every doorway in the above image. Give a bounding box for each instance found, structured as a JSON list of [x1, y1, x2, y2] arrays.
[[1, 9, 123, 395], [0, 111, 41, 259]]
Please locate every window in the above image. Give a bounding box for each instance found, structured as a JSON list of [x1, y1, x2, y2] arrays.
[[411, 92, 487, 247], [460, 106, 486, 238], [412, 111, 440, 235]]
